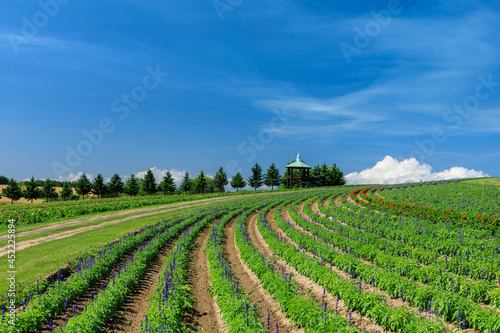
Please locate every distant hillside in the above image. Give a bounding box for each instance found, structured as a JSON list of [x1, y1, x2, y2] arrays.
[[460, 177, 500, 186]]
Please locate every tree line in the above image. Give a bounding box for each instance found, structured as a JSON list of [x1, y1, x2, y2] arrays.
[[0, 162, 345, 204]]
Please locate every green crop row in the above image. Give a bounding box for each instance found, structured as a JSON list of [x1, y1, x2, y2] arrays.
[[235, 204, 359, 332], [280, 200, 500, 331], [141, 206, 237, 332], [260, 201, 447, 332], [1, 212, 206, 332]]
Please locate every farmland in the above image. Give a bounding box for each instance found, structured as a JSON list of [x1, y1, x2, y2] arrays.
[[1, 180, 500, 332]]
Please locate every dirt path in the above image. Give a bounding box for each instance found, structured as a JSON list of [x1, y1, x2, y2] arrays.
[[332, 194, 348, 209], [224, 214, 300, 333], [345, 192, 361, 208], [0, 197, 235, 241], [182, 225, 223, 333], [0, 196, 243, 257], [265, 207, 387, 332]]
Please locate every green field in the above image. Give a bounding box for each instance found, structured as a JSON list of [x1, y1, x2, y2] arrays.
[[2, 183, 500, 332]]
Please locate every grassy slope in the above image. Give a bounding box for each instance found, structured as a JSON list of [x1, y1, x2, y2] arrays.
[[460, 177, 500, 186], [0, 204, 215, 304]]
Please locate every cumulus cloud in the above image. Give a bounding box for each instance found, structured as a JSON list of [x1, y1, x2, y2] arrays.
[[58, 172, 94, 182], [345, 156, 489, 185]]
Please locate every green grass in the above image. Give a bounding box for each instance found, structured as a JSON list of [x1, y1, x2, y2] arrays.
[[0, 203, 217, 304], [1, 204, 208, 244], [460, 177, 500, 186], [0, 194, 240, 237]]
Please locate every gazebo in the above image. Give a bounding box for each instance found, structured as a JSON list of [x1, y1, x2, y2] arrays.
[[285, 153, 312, 189]]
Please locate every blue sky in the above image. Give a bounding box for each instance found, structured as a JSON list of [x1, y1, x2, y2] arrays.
[[1, 0, 499, 185]]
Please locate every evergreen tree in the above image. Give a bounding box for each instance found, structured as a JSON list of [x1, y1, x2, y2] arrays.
[[4, 178, 23, 204], [75, 173, 92, 199], [0, 175, 9, 185], [195, 170, 207, 194], [60, 182, 73, 200], [206, 177, 216, 193], [230, 172, 246, 192], [42, 179, 58, 202], [264, 163, 281, 190], [329, 163, 346, 186], [319, 163, 330, 186], [23, 176, 42, 203], [309, 165, 324, 187], [180, 173, 192, 193], [158, 171, 176, 194], [247, 163, 264, 190], [92, 173, 106, 198], [124, 174, 140, 196], [213, 167, 228, 192], [108, 173, 124, 197], [142, 169, 156, 195]]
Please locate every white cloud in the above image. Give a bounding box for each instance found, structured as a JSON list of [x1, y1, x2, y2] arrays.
[[58, 172, 94, 182], [345, 155, 489, 185]]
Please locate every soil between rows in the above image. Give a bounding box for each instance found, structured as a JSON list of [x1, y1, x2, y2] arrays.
[[181, 224, 222, 333], [104, 234, 181, 333], [223, 215, 299, 332]]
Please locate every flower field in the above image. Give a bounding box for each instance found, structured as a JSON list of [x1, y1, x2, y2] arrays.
[[2, 180, 500, 332]]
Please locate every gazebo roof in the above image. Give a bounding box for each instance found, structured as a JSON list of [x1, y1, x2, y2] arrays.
[[286, 153, 311, 169]]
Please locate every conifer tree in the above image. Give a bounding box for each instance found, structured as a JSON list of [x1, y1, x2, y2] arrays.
[[42, 179, 58, 202], [213, 167, 228, 192], [92, 173, 106, 198], [124, 174, 140, 196], [75, 174, 92, 199], [23, 176, 42, 203], [195, 170, 207, 194], [142, 169, 156, 195], [180, 173, 192, 193], [158, 171, 176, 194], [264, 163, 281, 190], [247, 163, 264, 190], [230, 172, 246, 192], [61, 182, 74, 200], [4, 178, 23, 204], [108, 173, 124, 197]]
